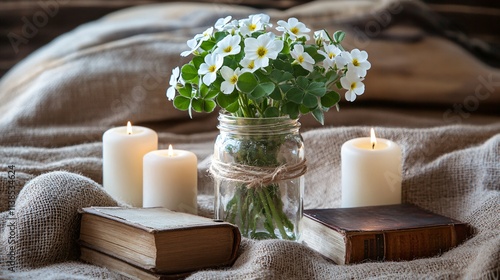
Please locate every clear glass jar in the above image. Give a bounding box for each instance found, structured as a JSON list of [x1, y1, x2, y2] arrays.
[[212, 112, 305, 240]]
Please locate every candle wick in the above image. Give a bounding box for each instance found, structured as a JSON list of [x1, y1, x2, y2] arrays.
[[372, 143, 375, 150]]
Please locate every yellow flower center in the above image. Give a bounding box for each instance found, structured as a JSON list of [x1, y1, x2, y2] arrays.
[[230, 75, 238, 84], [249, 23, 257, 31], [257, 46, 268, 58], [290, 27, 299, 35], [352, 59, 359, 67], [224, 46, 232, 53], [248, 60, 255, 69], [350, 82, 357, 90], [297, 55, 304, 64], [329, 53, 335, 59], [209, 65, 217, 73]]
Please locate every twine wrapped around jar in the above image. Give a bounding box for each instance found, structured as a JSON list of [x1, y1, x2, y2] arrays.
[[210, 158, 307, 189]]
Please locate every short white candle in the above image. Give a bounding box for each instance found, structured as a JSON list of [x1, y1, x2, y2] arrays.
[[341, 128, 402, 207], [103, 121, 158, 207], [143, 145, 198, 215]]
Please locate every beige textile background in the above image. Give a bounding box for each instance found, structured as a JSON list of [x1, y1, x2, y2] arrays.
[[0, 1, 498, 279]]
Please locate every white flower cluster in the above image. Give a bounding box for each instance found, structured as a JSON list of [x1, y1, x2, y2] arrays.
[[167, 14, 370, 104], [314, 31, 371, 102]]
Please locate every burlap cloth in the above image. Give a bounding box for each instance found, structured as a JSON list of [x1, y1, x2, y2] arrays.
[[0, 0, 499, 279]]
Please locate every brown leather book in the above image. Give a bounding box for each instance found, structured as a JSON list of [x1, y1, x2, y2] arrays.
[[79, 207, 240, 274], [300, 204, 472, 264]]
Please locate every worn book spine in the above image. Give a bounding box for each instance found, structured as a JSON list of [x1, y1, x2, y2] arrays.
[[344, 224, 469, 263]]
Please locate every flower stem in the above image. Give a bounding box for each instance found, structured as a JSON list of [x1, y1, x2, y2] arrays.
[[260, 186, 292, 240], [238, 94, 253, 118], [256, 188, 278, 238]]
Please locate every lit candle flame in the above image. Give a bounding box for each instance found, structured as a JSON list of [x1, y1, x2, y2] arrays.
[[370, 128, 377, 149], [168, 144, 174, 157], [126, 121, 132, 135]]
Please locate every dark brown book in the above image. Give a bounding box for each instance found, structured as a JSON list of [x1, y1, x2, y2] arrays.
[[300, 204, 472, 264], [79, 207, 241, 274]]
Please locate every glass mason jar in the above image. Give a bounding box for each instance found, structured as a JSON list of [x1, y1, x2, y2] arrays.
[[212, 112, 305, 240]]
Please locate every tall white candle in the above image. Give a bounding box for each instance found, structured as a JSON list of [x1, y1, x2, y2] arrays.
[[341, 128, 402, 207], [103, 121, 158, 207], [143, 145, 198, 215]]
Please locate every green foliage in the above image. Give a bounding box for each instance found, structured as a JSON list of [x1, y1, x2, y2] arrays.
[[173, 96, 190, 111], [237, 72, 258, 93], [333, 30, 346, 44], [181, 64, 197, 81]]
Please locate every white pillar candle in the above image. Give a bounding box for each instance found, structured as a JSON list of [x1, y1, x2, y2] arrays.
[[143, 145, 198, 215], [103, 121, 158, 207], [341, 128, 402, 208]]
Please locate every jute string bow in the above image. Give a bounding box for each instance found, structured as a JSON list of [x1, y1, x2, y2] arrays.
[[209, 157, 307, 188]]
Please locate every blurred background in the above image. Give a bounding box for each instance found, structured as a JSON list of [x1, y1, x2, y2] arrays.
[[1, 0, 499, 79]]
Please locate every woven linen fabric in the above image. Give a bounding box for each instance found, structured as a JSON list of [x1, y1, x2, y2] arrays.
[[0, 0, 499, 279], [0, 171, 118, 271], [1, 126, 499, 279]]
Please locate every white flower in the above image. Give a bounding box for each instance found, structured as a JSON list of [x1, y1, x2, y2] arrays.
[[215, 35, 241, 57], [194, 26, 214, 41], [291, 44, 315, 72], [314, 30, 330, 46], [240, 58, 257, 73], [220, 66, 242, 94], [340, 71, 365, 102], [215, 16, 232, 31], [318, 44, 342, 69], [166, 67, 179, 101], [336, 52, 348, 68], [276, 17, 311, 40], [244, 33, 283, 69], [224, 19, 240, 35], [342, 49, 371, 77], [253, 13, 272, 27], [239, 14, 267, 36], [180, 38, 199, 57], [198, 53, 223, 86], [180, 27, 214, 57]]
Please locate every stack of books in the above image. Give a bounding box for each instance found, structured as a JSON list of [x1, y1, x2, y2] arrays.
[[79, 207, 241, 279]]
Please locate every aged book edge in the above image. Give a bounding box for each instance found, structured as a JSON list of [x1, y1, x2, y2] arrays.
[[80, 245, 191, 280]]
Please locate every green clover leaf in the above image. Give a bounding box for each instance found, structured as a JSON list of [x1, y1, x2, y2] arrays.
[[287, 88, 304, 104], [178, 83, 193, 98], [264, 107, 280, 117], [181, 64, 198, 81], [173, 95, 190, 111], [282, 102, 299, 119], [306, 82, 326, 97], [249, 82, 275, 100], [321, 91, 340, 108], [237, 72, 258, 93], [303, 94, 318, 109], [217, 91, 239, 111], [312, 107, 325, 125]]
